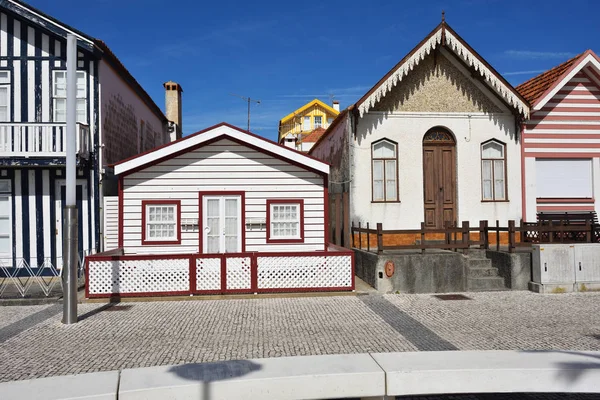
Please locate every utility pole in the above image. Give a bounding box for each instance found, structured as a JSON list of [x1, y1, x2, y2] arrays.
[[62, 34, 78, 324], [230, 94, 260, 131]]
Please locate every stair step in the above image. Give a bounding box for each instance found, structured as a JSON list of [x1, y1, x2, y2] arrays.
[[468, 267, 499, 278], [466, 258, 492, 269], [467, 249, 488, 258], [467, 277, 505, 291]]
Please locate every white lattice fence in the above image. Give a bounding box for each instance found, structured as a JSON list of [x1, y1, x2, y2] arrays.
[[196, 257, 221, 291], [256, 254, 352, 289], [88, 258, 189, 295], [225, 257, 252, 290]]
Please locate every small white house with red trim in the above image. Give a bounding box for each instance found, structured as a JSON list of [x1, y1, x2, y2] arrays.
[[86, 123, 354, 298], [517, 50, 600, 219]]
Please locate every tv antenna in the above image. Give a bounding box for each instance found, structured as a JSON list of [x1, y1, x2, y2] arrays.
[[230, 93, 261, 132]]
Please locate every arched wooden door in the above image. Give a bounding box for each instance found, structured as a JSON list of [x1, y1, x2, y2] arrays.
[[423, 128, 456, 229]]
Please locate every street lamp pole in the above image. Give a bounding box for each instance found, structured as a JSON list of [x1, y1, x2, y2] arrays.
[[62, 34, 78, 324], [231, 94, 260, 131]]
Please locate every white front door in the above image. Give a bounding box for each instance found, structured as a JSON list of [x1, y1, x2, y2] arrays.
[[0, 179, 12, 263], [202, 195, 241, 254]]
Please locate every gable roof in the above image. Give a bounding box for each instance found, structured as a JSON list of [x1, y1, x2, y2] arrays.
[[114, 123, 330, 176], [2, 0, 168, 123], [516, 50, 600, 111], [299, 127, 327, 144], [279, 99, 340, 125], [355, 22, 529, 118]]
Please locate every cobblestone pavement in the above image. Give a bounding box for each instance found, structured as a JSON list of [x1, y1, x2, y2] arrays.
[[0, 291, 599, 382]]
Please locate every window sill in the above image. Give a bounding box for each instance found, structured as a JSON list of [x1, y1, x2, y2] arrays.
[[266, 238, 304, 244], [371, 200, 401, 204], [481, 200, 510, 203], [141, 239, 181, 245]]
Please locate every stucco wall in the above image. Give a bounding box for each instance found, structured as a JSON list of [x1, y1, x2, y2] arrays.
[[372, 52, 502, 114], [99, 60, 167, 166], [351, 111, 521, 229]]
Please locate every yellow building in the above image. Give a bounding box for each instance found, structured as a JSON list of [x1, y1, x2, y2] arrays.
[[278, 99, 340, 152]]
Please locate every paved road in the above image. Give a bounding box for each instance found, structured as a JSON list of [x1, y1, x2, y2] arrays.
[[0, 291, 599, 382]]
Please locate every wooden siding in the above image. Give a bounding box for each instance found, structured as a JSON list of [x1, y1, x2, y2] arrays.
[[524, 67, 600, 213], [121, 138, 326, 254], [103, 196, 119, 251], [280, 103, 338, 139]]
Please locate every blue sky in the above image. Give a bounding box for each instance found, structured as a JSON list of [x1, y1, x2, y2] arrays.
[[32, 0, 600, 142]]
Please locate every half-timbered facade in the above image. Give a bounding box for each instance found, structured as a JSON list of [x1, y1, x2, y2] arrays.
[[517, 50, 600, 220], [0, 0, 173, 274], [309, 20, 530, 245], [86, 123, 354, 297]]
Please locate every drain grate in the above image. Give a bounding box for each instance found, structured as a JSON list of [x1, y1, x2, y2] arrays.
[[433, 294, 472, 301], [104, 305, 133, 311]]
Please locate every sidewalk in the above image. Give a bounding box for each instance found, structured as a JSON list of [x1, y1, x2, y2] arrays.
[[1, 290, 599, 383]]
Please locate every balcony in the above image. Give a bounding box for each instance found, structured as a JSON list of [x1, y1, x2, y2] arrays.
[[0, 122, 90, 159]]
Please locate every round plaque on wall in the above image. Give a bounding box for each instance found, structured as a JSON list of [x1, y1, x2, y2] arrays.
[[384, 260, 395, 277]]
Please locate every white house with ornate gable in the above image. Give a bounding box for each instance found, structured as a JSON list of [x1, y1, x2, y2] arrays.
[[309, 20, 530, 245]]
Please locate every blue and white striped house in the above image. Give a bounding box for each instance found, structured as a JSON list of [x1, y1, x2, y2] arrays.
[[0, 0, 182, 275]]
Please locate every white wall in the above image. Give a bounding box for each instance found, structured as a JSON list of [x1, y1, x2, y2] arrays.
[[99, 59, 167, 167], [351, 112, 521, 228], [121, 138, 326, 255]]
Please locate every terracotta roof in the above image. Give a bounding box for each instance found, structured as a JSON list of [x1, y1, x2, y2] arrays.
[[516, 53, 584, 105], [299, 127, 327, 143]]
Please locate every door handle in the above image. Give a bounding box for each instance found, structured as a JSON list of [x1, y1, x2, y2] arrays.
[[544, 262, 547, 272], [579, 262, 582, 271], [439, 187, 443, 192]]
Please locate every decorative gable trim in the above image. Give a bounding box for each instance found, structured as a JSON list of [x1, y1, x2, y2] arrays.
[[356, 24, 529, 119]]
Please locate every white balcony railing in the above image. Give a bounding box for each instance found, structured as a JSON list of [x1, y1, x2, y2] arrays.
[[0, 122, 90, 158]]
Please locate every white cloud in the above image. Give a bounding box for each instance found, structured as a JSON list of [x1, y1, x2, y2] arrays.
[[503, 69, 548, 76], [504, 50, 576, 60]]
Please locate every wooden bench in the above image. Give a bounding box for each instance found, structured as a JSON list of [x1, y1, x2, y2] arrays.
[[536, 211, 599, 242]]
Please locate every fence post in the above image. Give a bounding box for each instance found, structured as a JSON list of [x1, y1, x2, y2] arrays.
[[376, 223, 383, 255], [358, 222, 362, 250], [366, 222, 370, 252], [496, 220, 500, 251], [462, 221, 469, 255], [420, 222, 425, 254], [479, 220, 485, 249], [508, 220, 515, 253], [351, 221, 355, 248], [586, 220, 591, 242], [549, 219, 554, 243], [444, 221, 450, 245]]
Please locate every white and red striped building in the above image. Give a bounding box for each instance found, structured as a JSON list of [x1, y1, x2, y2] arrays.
[[86, 123, 354, 298], [518, 50, 600, 220]]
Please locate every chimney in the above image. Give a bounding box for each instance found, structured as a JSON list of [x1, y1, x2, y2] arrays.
[[164, 81, 183, 141], [333, 100, 340, 112]]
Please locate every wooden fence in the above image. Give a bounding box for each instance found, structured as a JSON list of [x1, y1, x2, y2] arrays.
[[351, 219, 597, 255]]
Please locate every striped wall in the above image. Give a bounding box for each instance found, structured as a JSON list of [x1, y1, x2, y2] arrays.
[[103, 196, 118, 251], [0, 167, 93, 268], [523, 66, 600, 219], [0, 8, 101, 267], [121, 138, 326, 255]]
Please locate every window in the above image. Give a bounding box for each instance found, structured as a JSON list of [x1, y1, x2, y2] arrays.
[[266, 199, 304, 243], [141, 200, 180, 245], [0, 71, 10, 122], [0, 180, 11, 258], [303, 116, 310, 131], [372, 139, 398, 202], [481, 140, 506, 201], [536, 159, 592, 198], [327, 117, 333, 126], [314, 116, 322, 128], [53, 70, 87, 123]]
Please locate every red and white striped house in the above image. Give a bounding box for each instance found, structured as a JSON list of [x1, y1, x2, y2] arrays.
[[518, 50, 600, 220], [85, 123, 354, 298]]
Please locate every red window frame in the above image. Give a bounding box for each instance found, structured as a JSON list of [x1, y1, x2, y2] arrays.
[[266, 199, 305, 244], [141, 200, 181, 245]]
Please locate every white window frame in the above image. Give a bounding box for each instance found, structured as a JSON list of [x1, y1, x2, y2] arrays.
[[52, 70, 87, 123], [0, 179, 12, 259], [372, 139, 398, 202], [0, 71, 10, 122], [314, 115, 322, 128], [481, 140, 507, 201], [303, 116, 310, 131], [142, 201, 180, 244], [267, 200, 303, 242]]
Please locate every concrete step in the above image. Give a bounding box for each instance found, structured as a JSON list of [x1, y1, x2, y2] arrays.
[[466, 258, 492, 269], [466, 249, 488, 258], [468, 267, 500, 278], [467, 276, 506, 291]]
